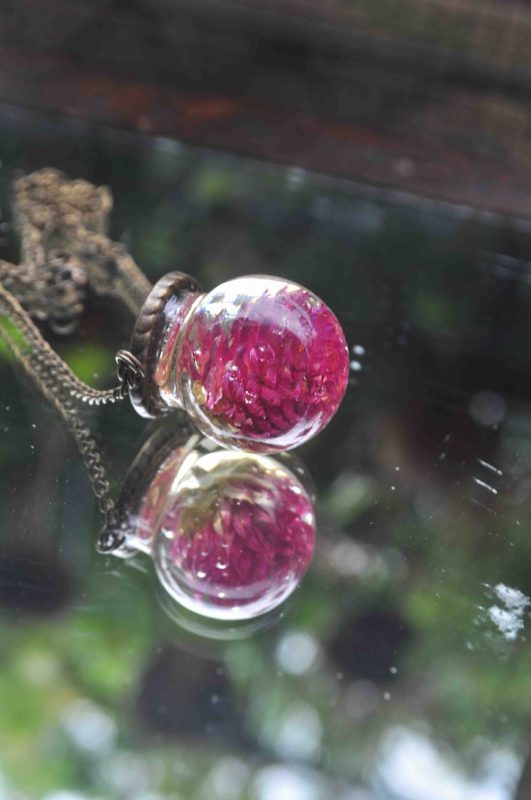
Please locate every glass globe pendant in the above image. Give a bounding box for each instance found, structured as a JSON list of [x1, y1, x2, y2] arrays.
[[128, 272, 349, 453]]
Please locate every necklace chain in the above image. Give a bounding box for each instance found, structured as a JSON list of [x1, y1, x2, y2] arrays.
[[0, 168, 151, 403], [0, 169, 155, 548]]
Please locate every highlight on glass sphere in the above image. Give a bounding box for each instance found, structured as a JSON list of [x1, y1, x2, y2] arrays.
[[153, 275, 349, 452]]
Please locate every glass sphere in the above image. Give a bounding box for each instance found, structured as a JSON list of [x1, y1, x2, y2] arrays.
[[157, 276, 349, 452], [152, 449, 315, 620]]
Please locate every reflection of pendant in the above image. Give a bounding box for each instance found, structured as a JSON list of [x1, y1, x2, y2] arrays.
[[104, 427, 316, 621], [129, 272, 349, 453]]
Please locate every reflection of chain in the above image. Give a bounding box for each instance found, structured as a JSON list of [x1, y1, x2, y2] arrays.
[[0, 169, 156, 550]]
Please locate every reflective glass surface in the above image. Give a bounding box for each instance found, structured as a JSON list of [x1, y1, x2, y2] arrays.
[[0, 109, 530, 799]]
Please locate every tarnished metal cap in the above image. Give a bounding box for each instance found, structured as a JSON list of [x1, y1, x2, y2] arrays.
[[129, 271, 202, 418]]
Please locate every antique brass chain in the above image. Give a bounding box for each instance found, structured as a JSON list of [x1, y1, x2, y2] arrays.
[[0, 168, 150, 404], [0, 168, 155, 550]]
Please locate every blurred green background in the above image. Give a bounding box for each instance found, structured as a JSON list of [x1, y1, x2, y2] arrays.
[[0, 110, 530, 799]]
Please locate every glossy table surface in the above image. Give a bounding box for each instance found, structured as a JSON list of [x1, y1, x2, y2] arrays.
[[0, 111, 530, 799]]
